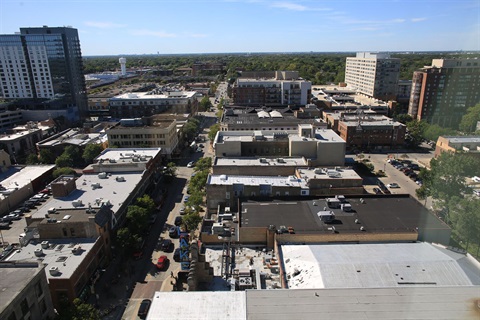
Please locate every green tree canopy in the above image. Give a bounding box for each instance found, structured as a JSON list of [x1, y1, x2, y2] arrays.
[[459, 103, 480, 133], [57, 298, 101, 320], [423, 124, 456, 142], [82, 144, 104, 164], [55, 153, 73, 168], [182, 211, 203, 233], [164, 162, 177, 182], [52, 167, 76, 178], [39, 149, 56, 164], [194, 157, 212, 172], [126, 205, 149, 235], [208, 123, 220, 142], [136, 194, 155, 214], [199, 95, 213, 112], [406, 120, 427, 148], [26, 153, 39, 165]]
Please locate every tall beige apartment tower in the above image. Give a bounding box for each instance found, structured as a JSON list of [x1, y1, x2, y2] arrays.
[[345, 52, 400, 101]]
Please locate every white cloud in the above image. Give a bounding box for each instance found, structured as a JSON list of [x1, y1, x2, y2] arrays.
[[130, 29, 176, 38], [411, 17, 427, 22], [84, 21, 126, 29], [271, 2, 308, 11]]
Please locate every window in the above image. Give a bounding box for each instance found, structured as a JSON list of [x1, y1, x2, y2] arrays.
[[70, 228, 76, 237], [20, 298, 29, 315], [226, 192, 230, 199], [36, 281, 43, 297]]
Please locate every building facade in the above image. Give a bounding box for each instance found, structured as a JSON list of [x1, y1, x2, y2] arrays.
[[106, 116, 178, 157], [0, 26, 87, 118], [408, 59, 480, 129], [108, 91, 198, 119], [232, 71, 311, 107], [345, 52, 400, 101], [434, 135, 480, 158], [0, 262, 55, 320]]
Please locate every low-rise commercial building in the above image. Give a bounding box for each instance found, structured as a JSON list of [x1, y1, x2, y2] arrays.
[[108, 90, 198, 119], [434, 135, 480, 158], [324, 112, 406, 150], [232, 71, 311, 107], [0, 262, 55, 320], [213, 125, 345, 167], [106, 116, 178, 158]]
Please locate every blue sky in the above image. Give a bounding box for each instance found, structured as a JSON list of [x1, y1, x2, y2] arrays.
[[1, 0, 479, 55]]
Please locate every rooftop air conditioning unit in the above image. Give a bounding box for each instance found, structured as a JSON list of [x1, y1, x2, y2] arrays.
[[41, 241, 49, 249], [98, 172, 107, 179], [115, 176, 125, 182], [34, 248, 43, 257], [49, 266, 60, 276], [72, 200, 83, 207]]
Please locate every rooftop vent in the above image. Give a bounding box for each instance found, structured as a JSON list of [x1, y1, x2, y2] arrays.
[[49, 266, 60, 276], [115, 176, 125, 182], [34, 248, 43, 257], [41, 241, 49, 249], [98, 172, 107, 179]]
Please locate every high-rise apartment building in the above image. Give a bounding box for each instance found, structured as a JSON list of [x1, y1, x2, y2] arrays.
[[345, 52, 400, 101], [408, 59, 480, 128], [0, 26, 87, 119]]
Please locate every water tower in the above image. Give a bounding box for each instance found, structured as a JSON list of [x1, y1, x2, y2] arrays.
[[119, 57, 126, 76]]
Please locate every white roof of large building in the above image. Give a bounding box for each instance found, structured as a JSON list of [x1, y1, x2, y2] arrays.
[[110, 91, 196, 100], [7, 238, 98, 280], [30, 172, 144, 219], [208, 174, 308, 188], [0, 165, 55, 201], [38, 129, 106, 147], [214, 157, 307, 167], [147, 291, 246, 320], [281, 242, 480, 289], [95, 148, 161, 162]]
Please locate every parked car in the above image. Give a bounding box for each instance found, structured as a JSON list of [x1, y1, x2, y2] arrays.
[[0, 222, 10, 229], [161, 239, 173, 252], [387, 183, 400, 188], [156, 255, 169, 270], [473, 189, 480, 197], [183, 196, 190, 203], [174, 216, 183, 226], [179, 207, 186, 215], [173, 248, 181, 262], [187, 161, 194, 168], [137, 299, 151, 319], [149, 214, 157, 224], [373, 187, 382, 194], [169, 226, 179, 238]]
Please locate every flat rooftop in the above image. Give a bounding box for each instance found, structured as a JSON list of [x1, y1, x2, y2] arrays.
[[246, 286, 480, 320], [289, 129, 344, 143], [147, 291, 246, 320], [110, 91, 196, 100], [215, 128, 342, 143], [298, 167, 362, 180], [240, 196, 449, 234], [208, 175, 308, 188], [444, 136, 480, 144], [95, 148, 161, 162], [30, 172, 144, 219], [37, 129, 105, 147], [0, 263, 44, 314], [6, 238, 98, 280], [214, 157, 307, 167], [281, 242, 480, 289]]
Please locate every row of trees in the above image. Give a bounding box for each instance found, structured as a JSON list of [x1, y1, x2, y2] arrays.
[[83, 52, 480, 85], [416, 152, 480, 252], [182, 157, 212, 232]]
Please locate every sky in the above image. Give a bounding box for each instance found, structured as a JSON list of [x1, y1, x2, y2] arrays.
[[1, 0, 479, 56]]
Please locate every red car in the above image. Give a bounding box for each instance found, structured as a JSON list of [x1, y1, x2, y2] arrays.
[[156, 255, 169, 270]]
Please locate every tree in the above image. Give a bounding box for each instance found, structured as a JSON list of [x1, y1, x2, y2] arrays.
[[182, 212, 203, 233], [136, 194, 155, 214], [56, 298, 100, 320], [450, 197, 480, 248], [394, 114, 413, 124], [208, 123, 220, 142], [418, 152, 480, 216], [56, 153, 73, 168], [126, 205, 149, 235], [64, 146, 83, 167], [26, 153, 39, 165], [199, 96, 213, 112], [116, 227, 137, 254], [423, 124, 456, 142], [82, 144, 104, 164], [39, 149, 56, 164], [459, 103, 480, 133], [406, 120, 427, 148], [164, 162, 177, 182], [53, 167, 76, 178], [194, 157, 212, 172]]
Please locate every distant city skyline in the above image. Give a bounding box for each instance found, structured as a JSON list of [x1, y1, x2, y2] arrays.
[[1, 0, 479, 56]]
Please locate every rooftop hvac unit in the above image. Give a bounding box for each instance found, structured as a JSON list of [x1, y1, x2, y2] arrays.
[[115, 176, 125, 182], [259, 158, 267, 163], [108, 159, 116, 163], [72, 200, 83, 207], [98, 172, 107, 179], [49, 266, 60, 276], [225, 207, 231, 213], [41, 241, 49, 249], [72, 245, 82, 255], [276, 158, 285, 163], [34, 248, 43, 257], [91, 183, 101, 189]]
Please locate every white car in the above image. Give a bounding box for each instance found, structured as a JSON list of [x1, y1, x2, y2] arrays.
[[472, 176, 480, 183], [187, 161, 194, 168], [473, 189, 480, 197], [387, 183, 400, 188]]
